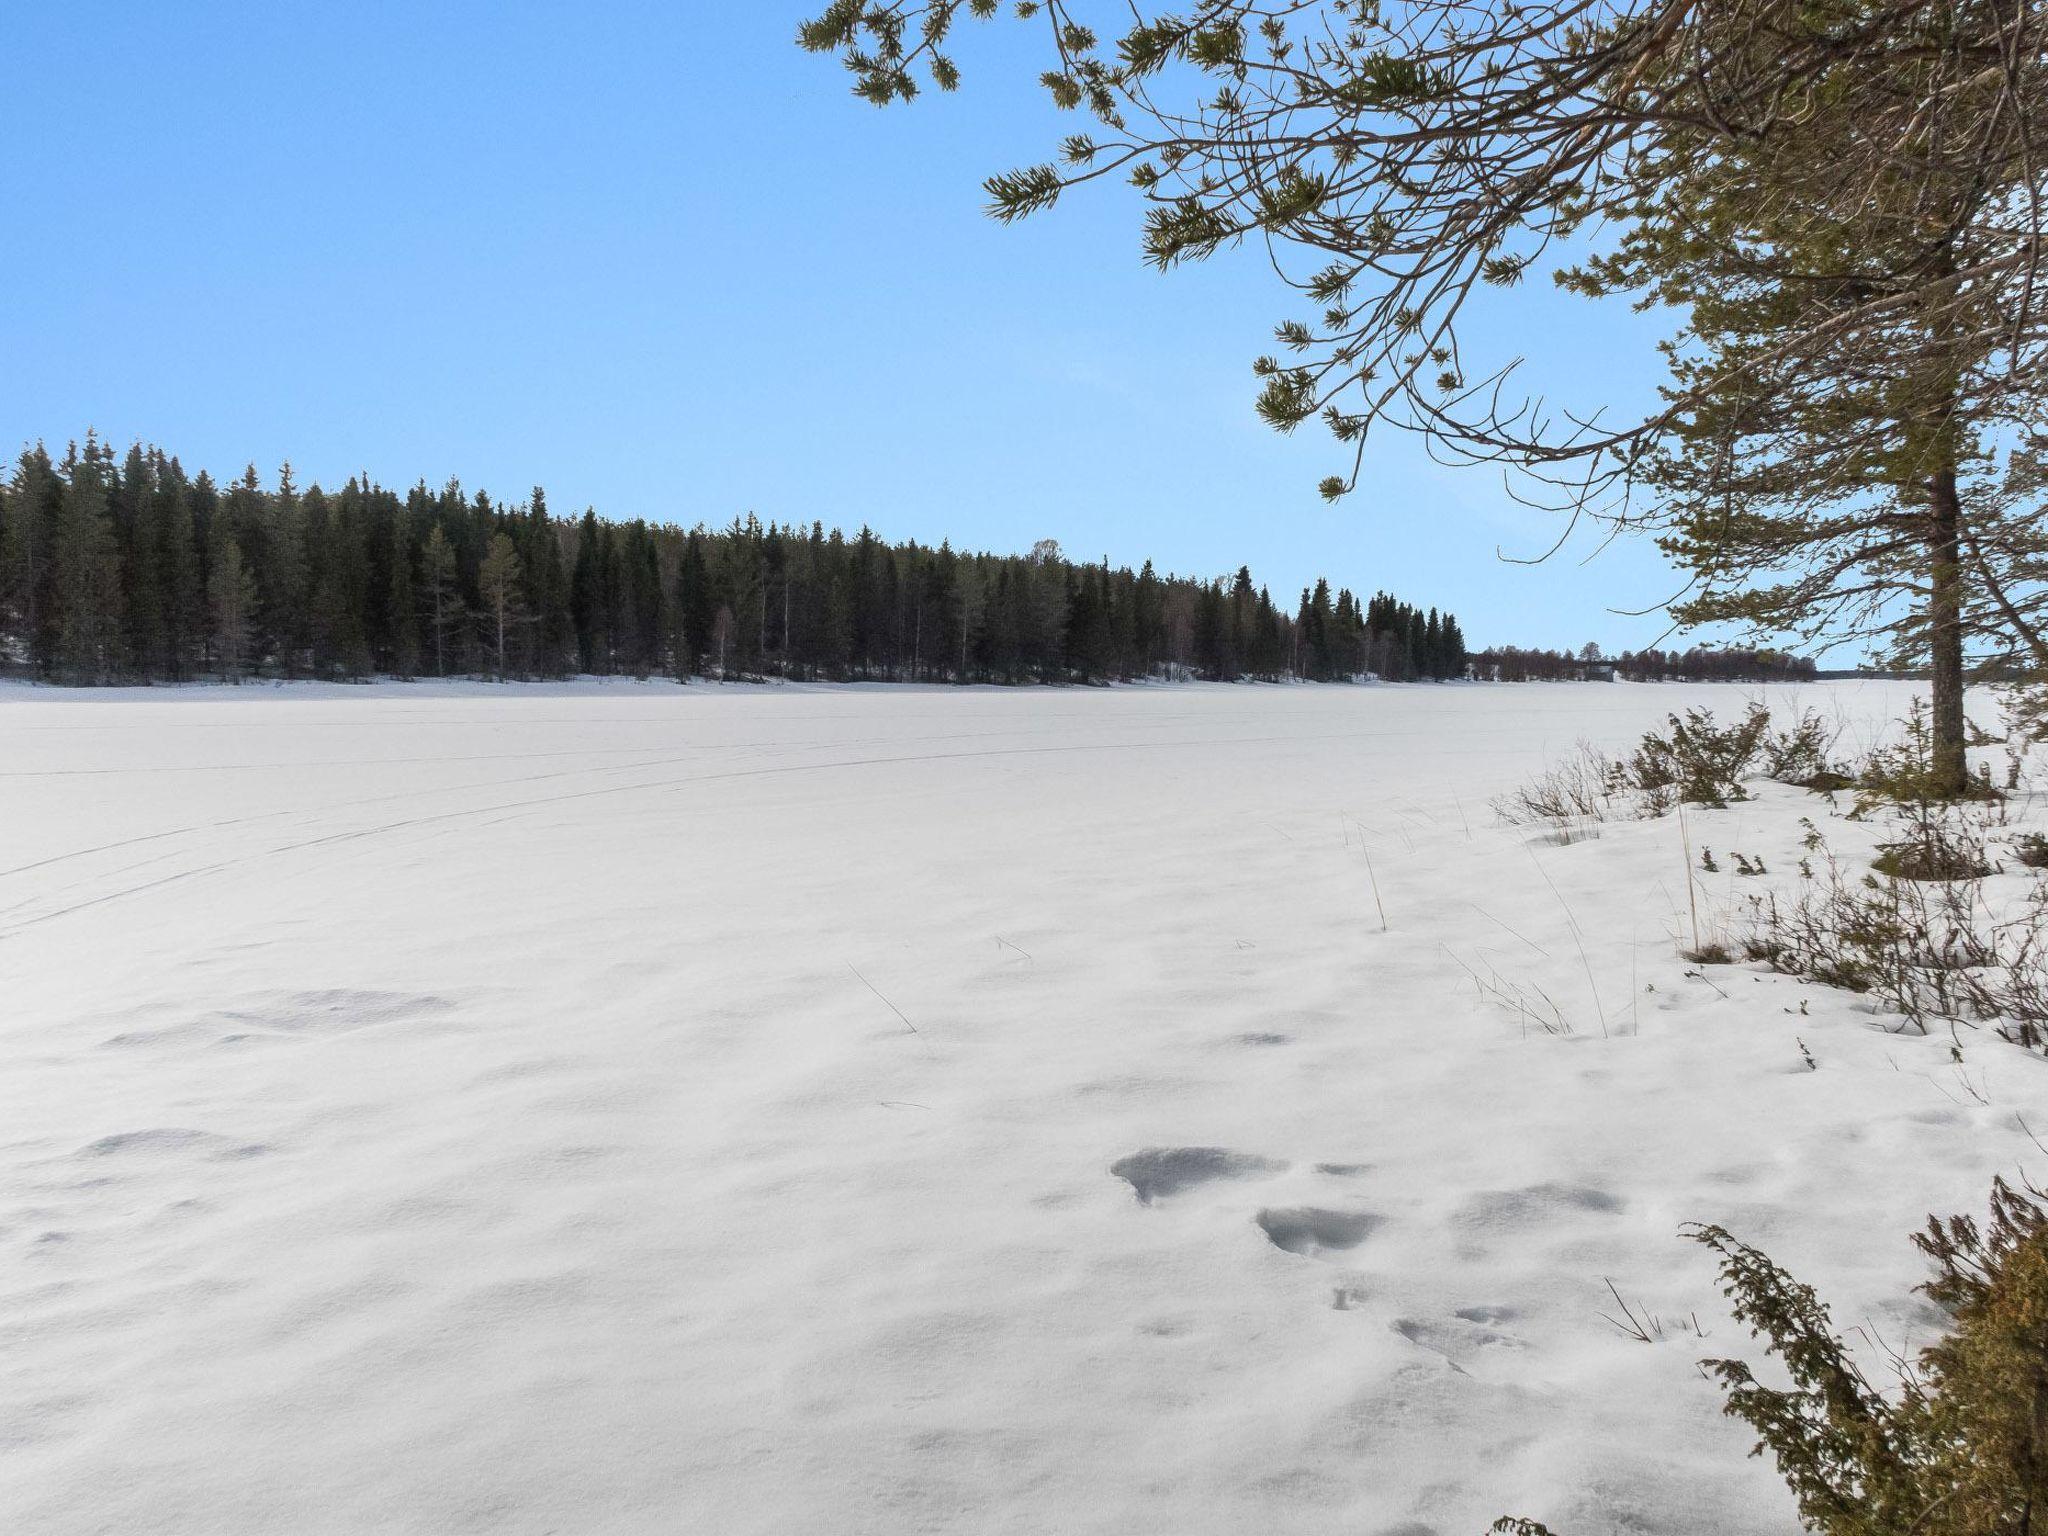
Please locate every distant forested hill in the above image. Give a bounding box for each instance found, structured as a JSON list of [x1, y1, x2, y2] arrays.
[[1471, 645, 1817, 683], [0, 435, 1472, 687]]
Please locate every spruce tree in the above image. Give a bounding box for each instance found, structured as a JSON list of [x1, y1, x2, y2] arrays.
[[570, 510, 605, 674], [522, 488, 568, 676], [156, 457, 201, 679], [0, 448, 60, 669], [387, 509, 419, 679], [53, 438, 125, 683], [262, 463, 309, 676], [209, 524, 259, 681], [675, 529, 711, 680], [626, 522, 665, 678], [117, 443, 168, 677], [310, 483, 372, 678]]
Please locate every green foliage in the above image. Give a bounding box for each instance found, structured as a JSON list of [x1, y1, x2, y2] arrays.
[[1704, 1181, 2048, 1536], [985, 164, 1062, 222], [1254, 368, 1320, 432], [1869, 827, 1992, 884], [209, 530, 258, 683], [1629, 704, 1773, 810], [1501, 1180, 2048, 1535], [1499, 700, 1837, 833], [1143, 197, 1234, 269], [1331, 53, 1448, 107], [53, 436, 124, 683], [1855, 701, 2000, 813]]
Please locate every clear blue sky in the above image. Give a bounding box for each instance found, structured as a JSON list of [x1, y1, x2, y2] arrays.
[[3, 1, 1738, 654]]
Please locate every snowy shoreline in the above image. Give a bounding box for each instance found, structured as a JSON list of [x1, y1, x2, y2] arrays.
[[4, 679, 2034, 1535]]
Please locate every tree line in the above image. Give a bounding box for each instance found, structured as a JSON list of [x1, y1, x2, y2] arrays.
[[1471, 645, 1818, 684], [0, 435, 1473, 687]]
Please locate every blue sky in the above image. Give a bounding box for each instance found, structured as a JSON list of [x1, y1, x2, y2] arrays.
[[3, 1, 1730, 653]]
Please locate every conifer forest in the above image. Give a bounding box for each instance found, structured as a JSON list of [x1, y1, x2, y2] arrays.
[[3, 434, 1820, 690], [1, 434, 1478, 686]]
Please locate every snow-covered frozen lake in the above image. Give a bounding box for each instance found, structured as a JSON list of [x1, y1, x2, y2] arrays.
[[3, 677, 2036, 1534]]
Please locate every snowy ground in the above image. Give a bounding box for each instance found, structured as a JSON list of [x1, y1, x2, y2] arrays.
[[3, 677, 2042, 1535]]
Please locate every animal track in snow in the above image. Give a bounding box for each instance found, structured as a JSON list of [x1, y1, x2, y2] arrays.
[[80, 1127, 204, 1156], [1110, 1147, 1287, 1205], [1395, 1314, 1522, 1353], [1452, 1181, 1624, 1231], [1255, 1207, 1380, 1257], [77, 1128, 267, 1161], [1386, 1310, 1531, 1377], [1454, 1304, 1518, 1325], [99, 1022, 216, 1051]]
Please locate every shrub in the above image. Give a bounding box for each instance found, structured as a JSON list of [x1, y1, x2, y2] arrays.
[[1871, 830, 1994, 883], [1495, 1178, 2048, 1536], [1497, 704, 1787, 832], [1629, 703, 1772, 810], [1697, 1180, 2048, 1536], [1762, 707, 1852, 790], [1855, 699, 1999, 812], [1737, 824, 2048, 1051], [1490, 741, 1628, 838]]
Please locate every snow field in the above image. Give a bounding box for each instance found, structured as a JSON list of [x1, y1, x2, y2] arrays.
[[1, 677, 2039, 1534]]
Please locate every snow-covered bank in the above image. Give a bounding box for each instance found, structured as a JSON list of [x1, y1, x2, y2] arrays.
[[2, 680, 2037, 1534]]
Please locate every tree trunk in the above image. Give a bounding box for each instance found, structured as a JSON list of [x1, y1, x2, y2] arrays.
[[1927, 464, 1969, 797]]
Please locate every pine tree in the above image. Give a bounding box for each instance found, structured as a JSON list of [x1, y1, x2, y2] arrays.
[[422, 523, 460, 676], [1567, 14, 2040, 794], [477, 532, 526, 679]]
